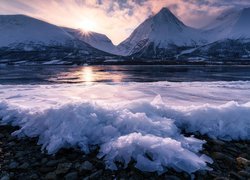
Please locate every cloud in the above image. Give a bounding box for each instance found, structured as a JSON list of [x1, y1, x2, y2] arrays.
[[0, 0, 250, 44]]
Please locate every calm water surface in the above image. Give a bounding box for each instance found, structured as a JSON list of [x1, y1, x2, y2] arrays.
[[1, 65, 250, 84]]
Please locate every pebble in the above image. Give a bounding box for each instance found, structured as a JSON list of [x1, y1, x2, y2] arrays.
[[83, 170, 103, 180], [229, 172, 244, 180], [236, 157, 250, 168], [45, 172, 57, 180], [164, 175, 180, 180], [46, 160, 60, 167], [80, 161, 94, 171], [0, 133, 4, 139], [19, 162, 29, 169], [212, 152, 234, 165], [39, 166, 55, 173], [8, 161, 19, 169], [238, 170, 250, 177], [65, 172, 78, 180], [55, 163, 72, 175], [0, 175, 10, 180], [29, 174, 39, 179], [41, 158, 48, 164], [15, 151, 26, 157]]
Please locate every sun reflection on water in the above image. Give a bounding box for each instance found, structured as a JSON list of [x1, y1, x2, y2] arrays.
[[50, 66, 126, 84], [82, 67, 94, 85]]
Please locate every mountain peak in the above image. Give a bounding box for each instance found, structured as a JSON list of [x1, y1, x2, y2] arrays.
[[158, 7, 172, 14], [154, 7, 176, 19]]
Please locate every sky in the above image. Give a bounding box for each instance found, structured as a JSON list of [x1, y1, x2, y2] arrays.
[[1, 0, 250, 45]]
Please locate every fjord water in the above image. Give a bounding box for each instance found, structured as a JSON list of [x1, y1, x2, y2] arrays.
[[1, 65, 250, 84]]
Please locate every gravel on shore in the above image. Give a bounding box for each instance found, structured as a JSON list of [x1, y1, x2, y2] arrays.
[[0, 125, 249, 180]]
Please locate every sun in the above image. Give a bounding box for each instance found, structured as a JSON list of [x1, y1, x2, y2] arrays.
[[79, 19, 97, 32]]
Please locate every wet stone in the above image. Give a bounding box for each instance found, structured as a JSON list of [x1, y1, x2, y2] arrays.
[[65, 172, 78, 180], [56, 163, 72, 175], [45, 172, 57, 180], [0, 175, 10, 180], [8, 161, 19, 169], [238, 170, 250, 177], [19, 162, 29, 169], [229, 172, 244, 180], [164, 175, 180, 180], [83, 170, 103, 180], [79, 161, 94, 171], [46, 159, 61, 167], [236, 157, 250, 168]]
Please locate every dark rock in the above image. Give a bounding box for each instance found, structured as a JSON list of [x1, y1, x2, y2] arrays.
[[212, 152, 234, 166], [19, 162, 29, 169], [7, 142, 15, 146], [83, 170, 103, 180], [0, 133, 4, 139], [74, 162, 81, 169], [15, 151, 26, 157], [56, 163, 72, 175], [79, 161, 94, 171], [0, 175, 10, 180], [45, 172, 57, 180], [40, 166, 56, 173], [41, 158, 48, 164], [65, 172, 78, 180], [46, 160, 61, 167], [67, 153, 79, 161], [229, 172, 244, 180], [214, 177, 229, 180], [238, 170, 250, 177], [236, 157, 250, 168], [211, 139, 225, 146], [164, 175, 180, 180], [9, 161, 19, 169], [29, 174, 39, 179]]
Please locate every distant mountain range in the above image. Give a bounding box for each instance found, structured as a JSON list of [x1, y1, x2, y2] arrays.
[[1, 7, 250, 64]]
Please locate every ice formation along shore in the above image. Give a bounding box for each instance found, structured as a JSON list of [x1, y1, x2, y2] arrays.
[[0, 81, 250, 173]]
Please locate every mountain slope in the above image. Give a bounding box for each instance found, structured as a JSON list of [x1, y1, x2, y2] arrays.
[[64, 28, 119, 55], [203, 8, 250, 41], [118, 8, 206, 57], [0, 15, 74, 48], [0, 15, 113, 64], [178, 7, 250, 60]]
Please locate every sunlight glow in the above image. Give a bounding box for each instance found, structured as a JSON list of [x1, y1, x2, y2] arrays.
[[82, 67, 94, 85], [79, 19, 97, 32]]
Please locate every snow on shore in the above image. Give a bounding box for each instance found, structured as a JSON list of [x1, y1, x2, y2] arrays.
[[0, 81, 250, 173]]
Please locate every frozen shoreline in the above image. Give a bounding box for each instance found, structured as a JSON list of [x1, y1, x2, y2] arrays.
[[1, 125, 249, 179], [1, 81, 250, 173]]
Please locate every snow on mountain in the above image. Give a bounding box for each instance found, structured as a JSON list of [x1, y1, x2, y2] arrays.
[[0, 15, 115, 64], [118, 8, 206, 56], [64, 28, 120, 55], [0, 15, 74, 48], [203, 8, 250, 41]]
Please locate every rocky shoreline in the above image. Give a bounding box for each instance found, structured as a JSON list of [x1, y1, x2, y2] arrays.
[[0, 125, 249, 180]]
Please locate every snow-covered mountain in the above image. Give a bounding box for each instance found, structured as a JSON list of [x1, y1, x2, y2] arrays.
[[118, 8, 207, 57], [64, 28, 119, 55], [178, 7, 250, 60], [0, 15, 113, 64], [203, 8, 250, 41], [0, 15, 74, 48]]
